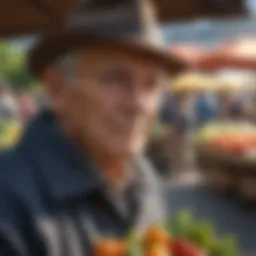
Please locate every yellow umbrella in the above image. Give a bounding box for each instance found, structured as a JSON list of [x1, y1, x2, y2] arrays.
[[171, 72, 212, 93]]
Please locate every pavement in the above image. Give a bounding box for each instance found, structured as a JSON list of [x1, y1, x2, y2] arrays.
[[166, 171, 256, 256]]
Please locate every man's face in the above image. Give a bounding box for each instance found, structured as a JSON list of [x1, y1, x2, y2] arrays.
[[45, 47, 168, 158]]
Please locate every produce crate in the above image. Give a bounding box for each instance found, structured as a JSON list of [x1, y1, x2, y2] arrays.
[[196, 145, 256, 204]]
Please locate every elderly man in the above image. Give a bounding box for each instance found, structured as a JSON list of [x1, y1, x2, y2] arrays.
[[0, 0, 185, 255]]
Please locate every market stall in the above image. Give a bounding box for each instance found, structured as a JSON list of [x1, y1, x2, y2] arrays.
[[170, 39, 256, 71], [189, 70, 256, 203], [169, 41, 256, 205], [196, 121, 256, 203]]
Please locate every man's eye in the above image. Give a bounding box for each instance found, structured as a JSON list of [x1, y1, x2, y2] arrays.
[[102, 71, 130, 85], [145, 76, 162, 91]]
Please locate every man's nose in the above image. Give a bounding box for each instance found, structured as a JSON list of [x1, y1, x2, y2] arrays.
[[122, 86, 147, 114]]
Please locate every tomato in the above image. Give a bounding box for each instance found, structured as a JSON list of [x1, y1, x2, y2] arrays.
[[171, 239, 203, 256], [143, 226, 170, 247], [93, 238, 127, 256]]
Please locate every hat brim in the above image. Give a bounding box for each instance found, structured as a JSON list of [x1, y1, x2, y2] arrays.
[[28, 31, 188, 77]]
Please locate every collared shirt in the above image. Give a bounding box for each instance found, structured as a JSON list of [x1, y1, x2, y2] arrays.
[[0, 111, 167, 256]]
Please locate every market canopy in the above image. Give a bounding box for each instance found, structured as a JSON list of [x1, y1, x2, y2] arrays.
[[0, 0, 249, 38], [170, 45, 207, 65], [197, 38, 256, 70], [172, 72, 214, 93], [171, 38, 256, 71], [171, 70, 256, 93]]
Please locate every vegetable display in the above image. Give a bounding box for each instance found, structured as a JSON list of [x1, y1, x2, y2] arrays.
[[197, 122, 256, 157], [197, 121, 256, 202], [93, 211, 239, 256]]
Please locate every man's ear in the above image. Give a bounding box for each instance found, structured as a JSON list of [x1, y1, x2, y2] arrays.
[[41, 68, 64, 98]]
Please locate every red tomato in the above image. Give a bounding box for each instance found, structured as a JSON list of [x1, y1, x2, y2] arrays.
[[171, 239, 203, 256]]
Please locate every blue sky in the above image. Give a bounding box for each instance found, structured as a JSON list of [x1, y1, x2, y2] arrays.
[[162, 17, 256, 48], [247, 0, 256, 13], [162, 0, 256, 47]]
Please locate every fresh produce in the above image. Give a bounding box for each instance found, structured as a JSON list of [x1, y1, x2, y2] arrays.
[[143, 225, 170, 247], [210, 237, 239, 256], [188, 221, 215, 250], [92, 211, 239, 256], [144, 244, 170, 256], [171, 239, 204, 256], [93, 238, 127, 256], [197, 122, 256, 156]]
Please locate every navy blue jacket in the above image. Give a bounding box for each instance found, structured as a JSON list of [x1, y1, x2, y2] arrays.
[[0, 111, 166, 256]]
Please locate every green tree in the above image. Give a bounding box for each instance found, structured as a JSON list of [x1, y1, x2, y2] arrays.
[[0, 42, 34, 91]]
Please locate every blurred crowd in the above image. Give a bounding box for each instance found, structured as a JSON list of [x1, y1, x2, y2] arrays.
[[147, 86, 256, 174], [0, 80, 45, 125], [161, 90, 256, 131]]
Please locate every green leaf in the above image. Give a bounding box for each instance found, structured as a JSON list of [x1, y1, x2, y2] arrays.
[[0, 42, 34, 91], [188, 221, 216, 250], [126, 232, 143, 256], [167, 210, 194, 237], [210, 236, 239, 256]]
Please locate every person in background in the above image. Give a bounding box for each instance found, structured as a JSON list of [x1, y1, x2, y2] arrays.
[[229, 94, 245, 121], [17, 92, 38, 123], [166, 92, 196, 173], [195, 92, 218, 127], [34, 91, 49, 110], [160, 94, 178, 125], [0, 80, 20, 122]]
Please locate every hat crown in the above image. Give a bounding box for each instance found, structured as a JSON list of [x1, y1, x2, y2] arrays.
[[64, 0, 163, 46], [29, 0, 186, 77]]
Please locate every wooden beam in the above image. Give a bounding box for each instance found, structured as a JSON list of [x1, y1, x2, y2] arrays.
[[0, 23, 61, 39], [21, 0, 63, 23], [152, 0, 248, 22]]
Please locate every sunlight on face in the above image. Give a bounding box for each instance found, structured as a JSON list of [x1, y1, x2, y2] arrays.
[[48, 47, 169, 158]]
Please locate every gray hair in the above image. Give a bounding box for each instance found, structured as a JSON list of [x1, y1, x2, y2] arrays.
[[51, 51, 83, 84]]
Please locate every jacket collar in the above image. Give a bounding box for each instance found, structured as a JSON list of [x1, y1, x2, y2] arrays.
[[19, 110, 102, 202]]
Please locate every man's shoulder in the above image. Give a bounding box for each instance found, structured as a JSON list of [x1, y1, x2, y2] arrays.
[[0, 149, 41, 256], [0, 150, 27, 223], [0, 148, 29, 185], [0, 147, 41, 214]]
